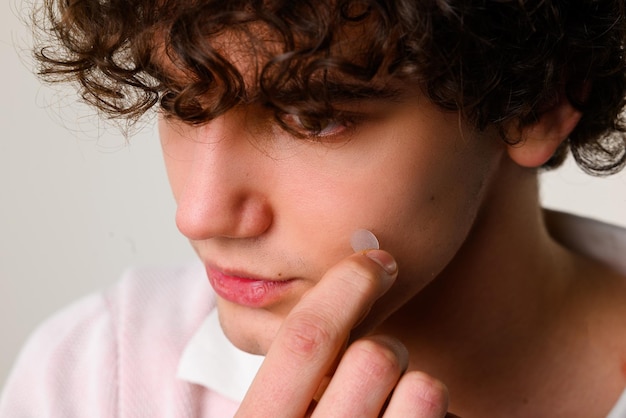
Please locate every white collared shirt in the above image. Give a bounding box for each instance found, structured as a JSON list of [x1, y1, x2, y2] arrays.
[[177, 309, 264, 403]]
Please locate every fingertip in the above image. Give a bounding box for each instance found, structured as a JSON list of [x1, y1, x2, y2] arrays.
[[329, 250, 397, 296], [363, 249, 398, 276], [385, 371, 450, 417], [365, 335, 409, 372], [408, 371, 450, 415]]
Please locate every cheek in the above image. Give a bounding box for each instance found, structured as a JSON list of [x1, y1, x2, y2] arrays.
[[275, 165, 440, 287], [378, 152, 500, 289]]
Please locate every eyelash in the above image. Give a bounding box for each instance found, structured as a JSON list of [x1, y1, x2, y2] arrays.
[[280, 112, 360, 139]]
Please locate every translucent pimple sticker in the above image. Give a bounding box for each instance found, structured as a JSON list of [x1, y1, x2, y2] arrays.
[[350, 229, 380, 252]]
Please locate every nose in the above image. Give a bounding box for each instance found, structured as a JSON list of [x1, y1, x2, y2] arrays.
[[167, 113, 274, 241]]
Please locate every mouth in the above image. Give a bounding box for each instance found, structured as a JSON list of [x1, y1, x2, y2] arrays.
[[206, 265, 296, 308]]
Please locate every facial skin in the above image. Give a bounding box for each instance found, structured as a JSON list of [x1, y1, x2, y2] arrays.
[[159, 89, 506, 355]]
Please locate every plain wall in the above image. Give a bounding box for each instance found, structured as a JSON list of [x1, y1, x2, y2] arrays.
[[1, 1, 195, 388], [2, 1, 626, 389]]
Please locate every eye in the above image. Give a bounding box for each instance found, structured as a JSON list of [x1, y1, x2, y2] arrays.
[[282, 113, 348, 138]]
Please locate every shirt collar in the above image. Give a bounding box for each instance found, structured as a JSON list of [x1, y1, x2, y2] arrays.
[[177, 308, 264, 402], [608, 387, 626, 418], [544, 210, 626, 275]]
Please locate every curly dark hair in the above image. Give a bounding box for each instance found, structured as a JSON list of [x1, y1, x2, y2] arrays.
[[32, 0, 626, 174]]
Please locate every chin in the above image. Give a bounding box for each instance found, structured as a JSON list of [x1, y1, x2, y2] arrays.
[[216, 298, 284, 355]]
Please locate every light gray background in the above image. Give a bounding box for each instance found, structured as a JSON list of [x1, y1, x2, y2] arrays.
[[1, 1, 195, 389], [2, 1, 626, 389]]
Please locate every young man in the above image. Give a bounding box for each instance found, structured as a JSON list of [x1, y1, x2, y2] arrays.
[[2, 0, 626, 416]]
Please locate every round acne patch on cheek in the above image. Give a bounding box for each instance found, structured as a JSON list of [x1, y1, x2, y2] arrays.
[[350, 229, 380, 252]]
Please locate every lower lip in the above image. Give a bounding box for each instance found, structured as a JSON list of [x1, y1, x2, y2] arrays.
[[206, 267, 294, 308]]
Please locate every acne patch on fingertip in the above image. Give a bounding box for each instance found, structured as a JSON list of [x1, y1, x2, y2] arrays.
[[350, 229, 380, 252]]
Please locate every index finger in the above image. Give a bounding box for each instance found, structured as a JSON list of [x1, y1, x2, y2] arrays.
[[235, 250, 398, 418]]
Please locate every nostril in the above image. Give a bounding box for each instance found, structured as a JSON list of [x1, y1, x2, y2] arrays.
[[237, 198, 274, 237]]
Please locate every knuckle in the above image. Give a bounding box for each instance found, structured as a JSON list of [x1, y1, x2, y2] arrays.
[[282, 311, 337, 360]]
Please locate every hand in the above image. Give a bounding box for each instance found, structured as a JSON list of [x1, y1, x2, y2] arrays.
[[236, 250, 453, 417]]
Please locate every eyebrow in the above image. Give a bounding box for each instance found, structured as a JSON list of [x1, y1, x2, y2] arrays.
[[268, 79, 404, 105]]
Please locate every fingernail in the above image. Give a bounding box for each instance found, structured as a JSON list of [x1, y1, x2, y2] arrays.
[[364, 249, 398, 275], [368, 335, 409, 371]]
